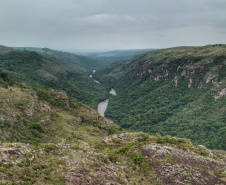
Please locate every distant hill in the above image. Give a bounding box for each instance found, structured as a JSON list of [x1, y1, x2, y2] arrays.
[[70, 48, 156, 65], [13, 47, 105, 73], [94, 45, 226, 149]]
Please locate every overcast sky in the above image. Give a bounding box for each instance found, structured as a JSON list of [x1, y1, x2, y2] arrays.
[[0, 0, 226, 50]]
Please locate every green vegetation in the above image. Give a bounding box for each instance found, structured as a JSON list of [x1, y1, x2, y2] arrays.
[[14, 47, 109, 71], [94, 45, 226, 149], [0, 71, 226, 184], [0, 73, 162, 184], [0, 69, 14, 88], [1, 45, 108, 108]]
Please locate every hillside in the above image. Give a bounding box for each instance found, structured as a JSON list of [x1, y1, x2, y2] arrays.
[[14, 47, 107, 71], [94, 44, 226, 150], [13, 47, 104, 73], [78, 49, 155, 65], [0, 71, 226, 184], [0, 45, 107, 108]]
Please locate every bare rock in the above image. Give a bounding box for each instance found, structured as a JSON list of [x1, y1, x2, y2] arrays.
[[40, 103, 51, 112], [0, 143, 34, 164], [51, 90, 70, 107], [140, 143, 226, 185], [212, 81, 226, 100]]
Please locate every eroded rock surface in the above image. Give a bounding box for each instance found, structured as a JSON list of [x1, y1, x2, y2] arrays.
[[140, 143, 226, 185]]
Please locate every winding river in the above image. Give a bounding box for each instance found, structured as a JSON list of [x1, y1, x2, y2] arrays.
[[89, 70, 116, 121]]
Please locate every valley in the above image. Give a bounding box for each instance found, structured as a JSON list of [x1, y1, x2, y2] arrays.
[[89, 69, 117, 121], [1, 0, 226, 184], [0, 44, 226, 184], [94, 45, 226, 150]]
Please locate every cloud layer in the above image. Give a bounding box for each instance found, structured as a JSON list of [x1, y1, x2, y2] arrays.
[[0, 0, 226, 49]]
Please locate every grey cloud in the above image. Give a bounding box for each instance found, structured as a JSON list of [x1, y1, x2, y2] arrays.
[[0, 0, 226, 49]]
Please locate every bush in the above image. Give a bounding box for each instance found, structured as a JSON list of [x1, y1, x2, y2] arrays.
[[30, 123, 43, 132], [131, 153, 146, 165], [108, 152, 119, 163]]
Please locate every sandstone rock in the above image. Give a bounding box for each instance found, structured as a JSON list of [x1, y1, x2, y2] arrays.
[[206, 73, 218, 84], [40, 103, 51, 112], [52, 90, 70, 107], [140, 143, 226, 185], [0, 143, 34, 164]]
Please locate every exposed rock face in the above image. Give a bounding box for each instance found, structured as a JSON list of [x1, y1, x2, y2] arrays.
[[0, 142, 129, 185], [62, 159, 124, 185], [140, 143, 226, 185], [174, 76, 179, 86], [212, 81, 226, 100], [103, 133, 130, 144], [214, 88, 226, 100], [133, 52, 225, 92], [40, 103, 51, 112], [206, 73, 219, 84], [52, 90, 70, 107], [188, 78, 192, 88], [0, 143, 34, 164]]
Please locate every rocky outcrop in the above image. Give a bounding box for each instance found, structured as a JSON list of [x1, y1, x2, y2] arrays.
[[140, 143, 226, 185], [174, 76, 179, 86], [0, 143, 34, 164], [40, 103, 51, 112], [212, 80, 226, 100], [205, 73, 219, 84], [51, 90, 70, 107]]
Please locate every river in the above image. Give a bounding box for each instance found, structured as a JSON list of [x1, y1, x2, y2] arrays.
[[97, 88, 116, 119], [89, 70, 116, 121], [89, 70, 100, 83]]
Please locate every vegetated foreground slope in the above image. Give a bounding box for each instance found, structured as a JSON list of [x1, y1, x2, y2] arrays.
[[0, 45, 107, 108], [94, 45, 226, 150], [0, 71, 226, 184]]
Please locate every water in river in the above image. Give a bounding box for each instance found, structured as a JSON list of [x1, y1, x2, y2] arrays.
[[109, 88, 116, 95], [90, 69, 116, 121], [89, 70, 100, 83], [97, 88, 116, 120], [97, 99, 109, 117]]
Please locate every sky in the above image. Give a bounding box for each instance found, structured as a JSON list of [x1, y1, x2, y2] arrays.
[[0, 0, 226, 50]]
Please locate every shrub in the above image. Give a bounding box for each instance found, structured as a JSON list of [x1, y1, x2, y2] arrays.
[[108, 152, 119, 163], [131, 153, 146, 165], [165, 156, 175, 164], [30, 123, 43, 132], [214, 169, 226, 178]]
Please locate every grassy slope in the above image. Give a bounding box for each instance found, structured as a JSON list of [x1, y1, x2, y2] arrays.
[[94, 45, 226, 149], [0, 46, 107, 108], [0, 71, 159, 184]]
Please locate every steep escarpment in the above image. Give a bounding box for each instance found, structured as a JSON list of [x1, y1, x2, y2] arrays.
[[94, 45, 226, 149]]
